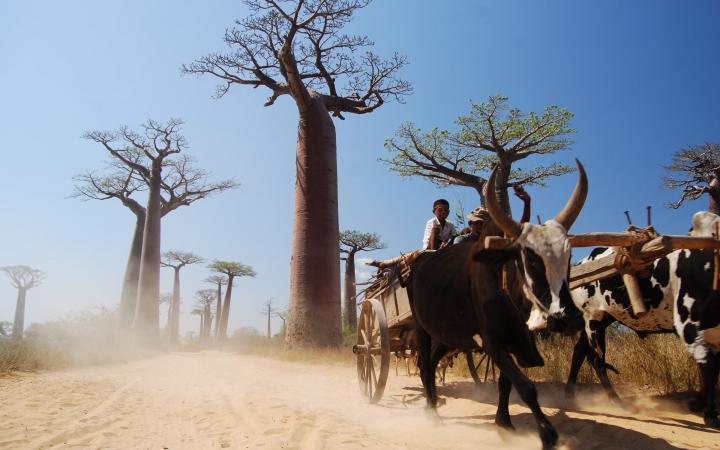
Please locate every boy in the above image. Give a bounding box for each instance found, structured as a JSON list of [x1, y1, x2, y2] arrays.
[[423, 199, 455, 250]]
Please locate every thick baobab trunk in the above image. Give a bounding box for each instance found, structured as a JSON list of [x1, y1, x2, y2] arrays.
[[343, 251, 357, 330], [218, 275, 234, 341], [118, 213, 145, 328], [170, 267, 181, 341], [12, 288, 27, 339], [708, 176, 720, 215], [133, 168, 162, 332], [286, 96, 342, 348], [494, 163, 513, 216], [214, 283, 222, 340]]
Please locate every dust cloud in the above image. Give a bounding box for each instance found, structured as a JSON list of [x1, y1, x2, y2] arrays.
[[1, 345, 717, 449]]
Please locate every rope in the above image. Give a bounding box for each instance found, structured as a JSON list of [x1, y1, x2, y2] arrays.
[[612, 225, 659, 274]]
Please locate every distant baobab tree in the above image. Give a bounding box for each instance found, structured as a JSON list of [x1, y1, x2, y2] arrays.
[[662, 143, 720, 213], [208, 261, 256, 341], [75, 118, 237, 332], [195, 289, 216, 340], [1, 265, 45, 339], [161, 250, 203, 342], [382, 95, 574, 215], [183, 0, 411, 348], [205, 274, 227, 340], [159, 292, 172, 326], [339, 230, 386, 330], [260, 298, 278, 338]]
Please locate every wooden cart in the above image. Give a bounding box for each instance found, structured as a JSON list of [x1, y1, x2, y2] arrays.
[[353, 261, 493, 403]]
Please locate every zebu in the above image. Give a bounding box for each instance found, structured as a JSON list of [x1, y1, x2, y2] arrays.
[[408, 161, 587, 449], [566, 213, 720, 428]]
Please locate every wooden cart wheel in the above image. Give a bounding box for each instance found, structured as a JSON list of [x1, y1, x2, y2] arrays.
[[465, 350, 496, 384], [354, 298, 390, 403]]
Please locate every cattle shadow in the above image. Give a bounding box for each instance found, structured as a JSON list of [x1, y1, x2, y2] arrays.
[[382, 379, 717, 445]]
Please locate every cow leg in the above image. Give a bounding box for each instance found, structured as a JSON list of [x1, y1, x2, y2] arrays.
[[586, 320, 621, 402], [395, 352, 400, 376], [564, 329, 590, 399], [495, 372, 514, 430], [698, 352, 720, 428], [489, 349, 558, 450], [415, 326, 438, 409], [431, 345, 451, 389]]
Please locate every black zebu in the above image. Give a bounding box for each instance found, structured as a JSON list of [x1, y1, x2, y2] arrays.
[[407, 161, 587, 450], [566, 214, 720, 428]]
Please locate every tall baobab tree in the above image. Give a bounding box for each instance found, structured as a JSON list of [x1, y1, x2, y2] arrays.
[[183, 0, 411, 348], [195, 289, 216, 340], [190, 308, 204, 338], [339, 230, 385, 330], [260, 298, 278, 338], [382, 95, 574, 214], [161, 251, 204, 342], [208, 261, 256, 341], [78, 119, 237, 331], [662, 143, 720, 213], [159, 292, 172, 328], [1, 265, 45, 339], [206, 274, 227, 340]]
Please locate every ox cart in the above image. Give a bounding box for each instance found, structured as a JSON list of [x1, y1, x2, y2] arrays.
[[355, 221, 720, 404], [353, 253, 494, 403]]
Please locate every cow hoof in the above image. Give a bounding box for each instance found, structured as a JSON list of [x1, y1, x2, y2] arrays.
[[539, 422, 559, 450], [703, 414, 720, 429], [494, 413, 514, 431]]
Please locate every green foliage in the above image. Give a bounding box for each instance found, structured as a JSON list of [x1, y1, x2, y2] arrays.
[[208, 260, 256, 278], [381, 94, 576, 197]]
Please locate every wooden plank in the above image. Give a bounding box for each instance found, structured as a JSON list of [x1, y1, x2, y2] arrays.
[[569, 232, 636, 248]]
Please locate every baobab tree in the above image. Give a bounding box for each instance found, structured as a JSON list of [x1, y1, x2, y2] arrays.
[[339, 230, 385, 330], [662, 143, 720, 212], [1, 265, 45, 339], [205, 274, 227, 340], [260, 298, 278, 338], [159, 292, 172, 327], [195, 289, 216, 340], [161, 250, 203, 342], [183, 0, 411, 348], [77, 119, 237, 331], [208, 261, 256, 341], [382, 95, 574, 214]]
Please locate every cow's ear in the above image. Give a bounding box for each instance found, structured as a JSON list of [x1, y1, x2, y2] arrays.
[[473, 245, 519, 264]]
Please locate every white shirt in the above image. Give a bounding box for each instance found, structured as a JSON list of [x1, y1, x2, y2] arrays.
[[422, 217, 455, 249]]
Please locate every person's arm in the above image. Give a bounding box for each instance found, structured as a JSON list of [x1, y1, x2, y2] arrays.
[[427, 225, 439, 250], [513, 185, 531, 223]]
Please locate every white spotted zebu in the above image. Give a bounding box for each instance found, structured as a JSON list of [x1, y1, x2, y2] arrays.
[[564, 211, 720, 429]]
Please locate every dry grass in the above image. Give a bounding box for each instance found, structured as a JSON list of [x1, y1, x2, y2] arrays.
[[224, 333, 355, 366], [443, 327, 707, 397], [0, 307, 158, 376]]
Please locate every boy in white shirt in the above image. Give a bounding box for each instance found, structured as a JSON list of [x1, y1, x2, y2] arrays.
[[422, 199, 455, 250]]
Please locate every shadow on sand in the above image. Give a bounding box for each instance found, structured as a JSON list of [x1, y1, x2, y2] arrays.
[[377, 378, 717, 449]]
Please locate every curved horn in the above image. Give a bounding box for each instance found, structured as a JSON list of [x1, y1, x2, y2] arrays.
[[483, 166, 522, 238], [553, 159, 588, 230]]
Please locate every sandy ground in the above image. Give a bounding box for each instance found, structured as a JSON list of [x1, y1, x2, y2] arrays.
[[0, 351, 718, 450]]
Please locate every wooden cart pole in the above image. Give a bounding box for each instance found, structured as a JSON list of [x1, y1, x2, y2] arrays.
[[621, 271, 647, 317]]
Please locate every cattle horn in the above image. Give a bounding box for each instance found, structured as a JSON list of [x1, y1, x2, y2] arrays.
[[553, 159, 588, 231], [484, 165, 522, 238]]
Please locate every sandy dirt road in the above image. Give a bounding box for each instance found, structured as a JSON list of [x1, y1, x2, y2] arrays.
[[0, 351, 717, 450]]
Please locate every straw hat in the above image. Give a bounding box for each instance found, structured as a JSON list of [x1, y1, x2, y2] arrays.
[[466, 207, 489, 223]]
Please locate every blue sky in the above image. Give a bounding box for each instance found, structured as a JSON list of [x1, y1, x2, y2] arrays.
[[1, 0, 718, 336]]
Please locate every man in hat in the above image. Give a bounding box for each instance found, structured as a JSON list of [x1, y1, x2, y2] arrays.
[[453, 185, 532, 245]]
